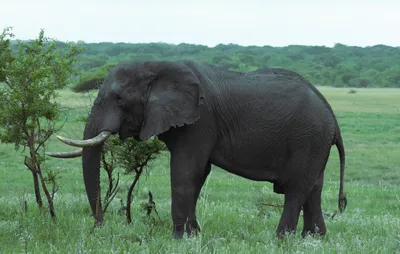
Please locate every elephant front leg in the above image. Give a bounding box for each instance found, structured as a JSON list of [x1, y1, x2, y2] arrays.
[[170, 153, 209, 239], [186, 162, 212, 236], [171, 185, 195, 239]]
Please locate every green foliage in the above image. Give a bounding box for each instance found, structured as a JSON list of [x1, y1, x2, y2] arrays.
[[101, 136, 167, 223], [0, 28, 83, 149], [0, 27, 14, 82], [6, 39, 400, 89], [103, 136, 167, 175], [73, 69, 106, 92], [51, 41, 400, 91], [72, 63, 116, 92], [0, 27, 83, 217]]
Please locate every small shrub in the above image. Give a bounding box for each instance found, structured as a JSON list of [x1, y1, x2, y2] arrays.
[[103, 136, 167, 223], [73, 63, 117, 92], [72, 71, 105, 92]]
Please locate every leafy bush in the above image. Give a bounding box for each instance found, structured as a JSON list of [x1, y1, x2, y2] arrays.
[[73, 63, 116, 92], [101, 135, 167, 223], [73, 71, 105, 92]]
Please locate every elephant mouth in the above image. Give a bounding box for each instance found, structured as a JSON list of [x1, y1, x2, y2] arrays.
[[118, 119, 142, 141], [118, 133, 141, 141], [118, 127, 141, 141]]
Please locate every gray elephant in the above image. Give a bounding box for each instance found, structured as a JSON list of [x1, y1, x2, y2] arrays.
[[47, 60, 347, 239]]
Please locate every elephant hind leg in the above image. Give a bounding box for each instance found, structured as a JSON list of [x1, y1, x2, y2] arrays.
[[276, 145, 329, 238], [301, 171, 326, 237], [276, 192, 306, 237]]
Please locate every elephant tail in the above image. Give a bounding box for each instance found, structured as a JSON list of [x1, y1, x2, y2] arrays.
[[335, 129, 347, 213]]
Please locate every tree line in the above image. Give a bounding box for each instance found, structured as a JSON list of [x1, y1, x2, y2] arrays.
[[42, 41, 400, 91], [9, 40, 400, 90]]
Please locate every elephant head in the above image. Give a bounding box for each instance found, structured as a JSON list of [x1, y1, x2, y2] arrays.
[[47, 60, 205, 224]]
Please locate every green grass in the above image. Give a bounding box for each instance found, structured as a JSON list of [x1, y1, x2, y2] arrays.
[[1, 87, 400, 253]]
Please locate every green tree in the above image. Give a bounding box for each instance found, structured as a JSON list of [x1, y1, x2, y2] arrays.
[[0, 27, 83, 217]]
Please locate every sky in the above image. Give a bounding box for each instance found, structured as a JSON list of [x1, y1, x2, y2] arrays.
[[1, 0, 399, 47]]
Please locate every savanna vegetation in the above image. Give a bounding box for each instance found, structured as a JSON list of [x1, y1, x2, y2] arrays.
[[7, 39, 400, 91], [1, 87, 399, 253], [55, 41, 400, 91], [0, 28, 399, 253]]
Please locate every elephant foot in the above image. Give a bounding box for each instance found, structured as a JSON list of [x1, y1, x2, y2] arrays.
[[172, 220, 201, 239], [172, 224, 185, 239], [276, 228, 296, 239], [93, 218, 104, 228], [301, 221, 326, 238], [186, 219, 201, 237], [301, 229, 326, 238]]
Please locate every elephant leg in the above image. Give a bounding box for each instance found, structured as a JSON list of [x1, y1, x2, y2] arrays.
[[301, 171, 326, 237], [276, 192, 306, 237], [276, 151, 324, 238], [170, 149, 210, 239], [186, 162, 212, 236]]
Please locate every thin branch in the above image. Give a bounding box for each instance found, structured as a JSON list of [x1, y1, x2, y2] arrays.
[[103, 186, 119, 213], [35, 129, 54, 152], [50, 178, 59, 200], [20, 102, 31, 152], [36, 168, 56, 218], [261, 203, 284, 208], [126, 154, 152, 224], [23, 156, 33, 170], [126, 168, 143, 224], [4, 77, 11, 87], [34, 118, 46, 152], [111, 174, 120, 194], [36, 116, 66, 153], [54, 116, 67, 132], [36, 118, 41, 137]]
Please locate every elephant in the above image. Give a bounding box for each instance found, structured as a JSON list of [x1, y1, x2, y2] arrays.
[[47, 59, 347, 239]]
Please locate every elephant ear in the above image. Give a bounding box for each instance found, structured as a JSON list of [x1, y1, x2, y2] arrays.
[[139, 64, 204, 140]]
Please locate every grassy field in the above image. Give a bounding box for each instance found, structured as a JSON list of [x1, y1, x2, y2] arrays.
[[0, 86, 399, 253]]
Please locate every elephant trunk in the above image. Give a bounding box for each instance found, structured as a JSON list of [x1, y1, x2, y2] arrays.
[[82, 116, 104, 224], [81, 106, 123, 225]]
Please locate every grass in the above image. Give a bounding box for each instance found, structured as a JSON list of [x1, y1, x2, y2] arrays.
[[1, 86, 400, 253]]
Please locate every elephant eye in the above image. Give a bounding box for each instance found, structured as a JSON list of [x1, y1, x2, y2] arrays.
[[116, 95, 124, 106]]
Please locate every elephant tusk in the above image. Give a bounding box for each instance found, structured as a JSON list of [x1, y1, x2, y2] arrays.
[[56, 131, 112, 148], [45, 149, 83, 158]]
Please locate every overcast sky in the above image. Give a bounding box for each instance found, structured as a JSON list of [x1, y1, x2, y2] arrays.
[[1, 0, 399, 47]]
